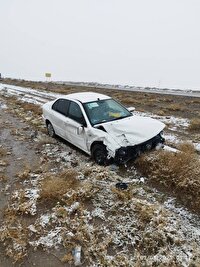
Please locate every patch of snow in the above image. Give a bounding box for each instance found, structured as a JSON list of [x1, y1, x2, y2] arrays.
[[163, 133, 180, 143], [0, 102, 8, 109], [161, 116, 189, 130], [163, 145, 178, 152], [28, 224, 37, 233], [194, 143, 200, 152], [24, 188, 39, 215], [29, 227, 62, 248], [91, 207, 105, 220], [0, 83, 61, 106], [135, 111, 189, 131], [139, 177, 145, 183], [39, 214, 51, 227], [67, 202, 80, 214], [164, 198, 200, 241]]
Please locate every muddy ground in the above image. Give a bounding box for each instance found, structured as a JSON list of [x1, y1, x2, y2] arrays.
[[0, 104, 65, 266], [0, 80, 200, 266]]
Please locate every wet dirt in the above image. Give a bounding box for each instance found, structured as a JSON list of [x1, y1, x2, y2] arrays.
[[0, 106, 39, 204], [0, 103, 67, 267]]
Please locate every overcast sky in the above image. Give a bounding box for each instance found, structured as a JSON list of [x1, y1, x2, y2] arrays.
[[0, 0, 200, 90]]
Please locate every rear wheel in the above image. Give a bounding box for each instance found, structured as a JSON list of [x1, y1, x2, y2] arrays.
[[92, 144, 109, 165], [47, 122, 55, 138]]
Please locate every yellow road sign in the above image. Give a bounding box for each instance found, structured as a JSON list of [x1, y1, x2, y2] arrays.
[[45, 73, 51, 78]]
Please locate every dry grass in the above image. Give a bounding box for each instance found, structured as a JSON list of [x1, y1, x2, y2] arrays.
[[0, 223, 28, 263], [134, 202, 157, 224], [0, 147, 7, 157], [0, 205, 29, 263], [0, 159, 8, 167], [135, 146, 200, 211], [188, 118, 200, 131], [2, 94, 42, 117], [111, 187, 133, 201], [156, 110, 165, 116], [16, 167, 31, 180], [19, 102, 42, 116], [40, 169, 79, 203], [177, 142, 196, 154], [0, 174, 8, 181], [35, 133, 57, 148], [166, 103, 183, 111], [0, 95, 44, 134]]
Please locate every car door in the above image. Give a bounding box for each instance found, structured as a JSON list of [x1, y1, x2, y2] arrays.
[[66, 101, 88, 152], [51, 99, 71, 140]]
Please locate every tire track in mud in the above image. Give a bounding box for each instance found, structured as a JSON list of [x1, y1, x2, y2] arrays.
[[0, 101, 66, 267], [0, 105, 40, 216]]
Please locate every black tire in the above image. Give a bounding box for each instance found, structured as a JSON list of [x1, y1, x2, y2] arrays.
[[47, 122, 55, 138], [91, 144, 109, 165]]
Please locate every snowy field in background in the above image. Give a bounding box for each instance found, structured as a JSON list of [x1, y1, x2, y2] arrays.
[[57, 81, 200, 97]]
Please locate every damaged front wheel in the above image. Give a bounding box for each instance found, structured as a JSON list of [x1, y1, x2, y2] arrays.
[[91, 144, 109, 166]]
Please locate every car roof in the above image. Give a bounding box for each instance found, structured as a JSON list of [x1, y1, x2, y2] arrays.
[[61, 92, 111, 103]]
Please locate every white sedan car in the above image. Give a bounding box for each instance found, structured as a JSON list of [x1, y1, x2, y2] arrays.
[[42, 92, 165, 165]]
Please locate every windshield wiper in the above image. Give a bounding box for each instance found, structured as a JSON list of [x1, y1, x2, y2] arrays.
[[93, 114, 132, 126], [110, 114, 132, 122]]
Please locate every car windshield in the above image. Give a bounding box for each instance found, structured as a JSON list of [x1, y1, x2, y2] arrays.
[[83, 98, 132, 125]]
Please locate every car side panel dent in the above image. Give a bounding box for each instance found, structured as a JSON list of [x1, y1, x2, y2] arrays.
[[86, 128, 120, 158]]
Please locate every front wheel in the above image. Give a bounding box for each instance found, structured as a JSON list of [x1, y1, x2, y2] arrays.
[[91, 144, 109, 165], [47, 122, 55, 138]]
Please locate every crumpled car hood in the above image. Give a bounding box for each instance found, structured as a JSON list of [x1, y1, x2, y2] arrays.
[[100, 115, 165, 146]]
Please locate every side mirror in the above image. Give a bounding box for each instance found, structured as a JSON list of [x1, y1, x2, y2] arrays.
[[77, 126, 84, 135], [127, 106, 135, 112]]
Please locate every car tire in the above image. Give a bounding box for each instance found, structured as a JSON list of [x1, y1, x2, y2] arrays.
[[47, 122, 55, 138], [92, 144, 109, 165]]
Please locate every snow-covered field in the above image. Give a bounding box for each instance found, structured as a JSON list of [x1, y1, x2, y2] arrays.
[[0, 82, 200, 266], [57, 81, 200, 97]]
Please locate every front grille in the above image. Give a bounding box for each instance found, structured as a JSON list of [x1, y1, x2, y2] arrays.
[[115, 133, 165, 164]]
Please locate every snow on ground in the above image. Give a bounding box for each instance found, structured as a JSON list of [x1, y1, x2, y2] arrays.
[[1, 82, 200, 265], [0, 83, 60, 105], [134, 110, 190, 131], [194, 143, 200, 152], [163, 133, 180, 143], [28, 143, 200, 265], [164, 132, 200, 152], [0, 102, 8, 109], [0, 83, 191, 132]]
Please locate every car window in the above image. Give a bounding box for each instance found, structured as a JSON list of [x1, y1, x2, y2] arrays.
[[68, 101, 86, 125], [52, 99, 70, 116], [83, 99, 132, 125]]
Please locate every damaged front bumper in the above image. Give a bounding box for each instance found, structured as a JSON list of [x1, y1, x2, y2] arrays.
[[115, 133, 165, 164]]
